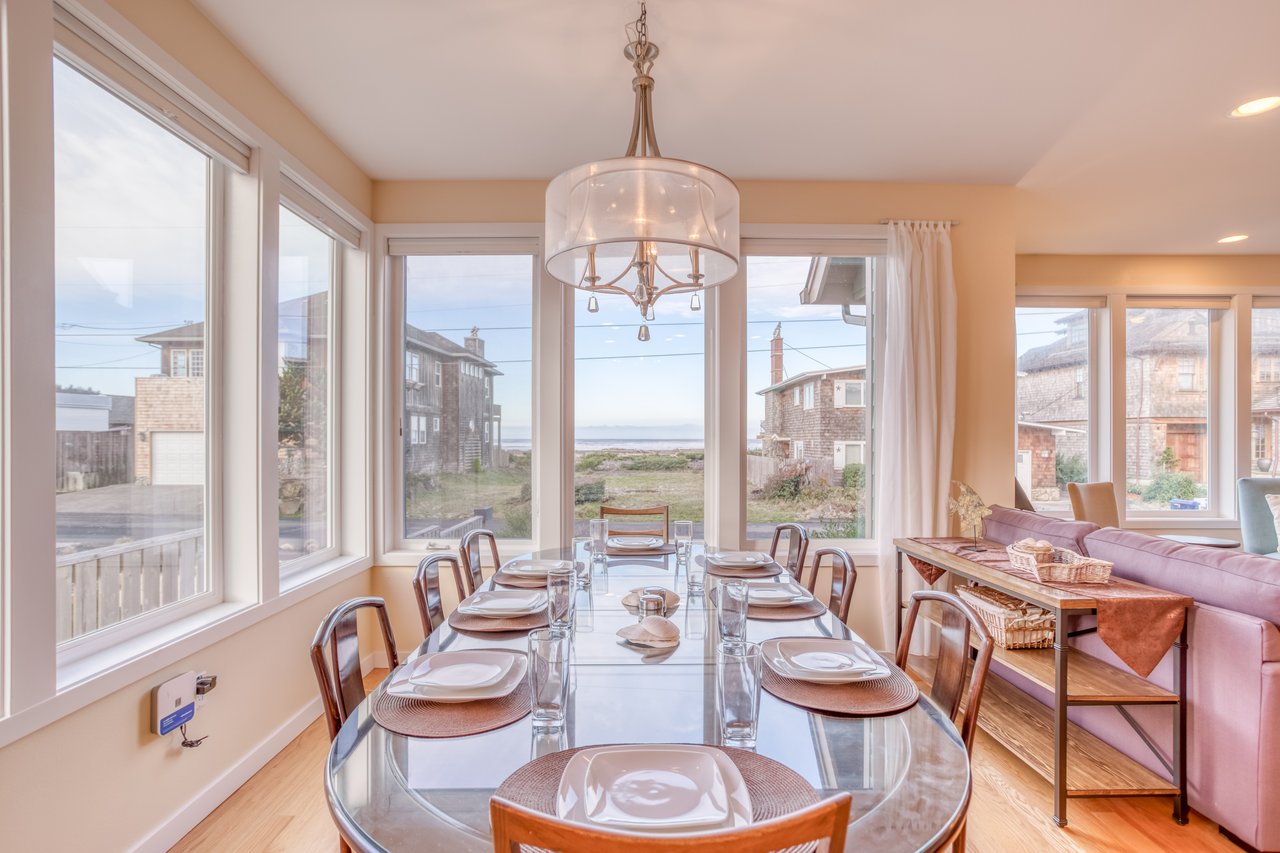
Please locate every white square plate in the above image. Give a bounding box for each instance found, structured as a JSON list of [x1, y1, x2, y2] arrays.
[[746, 580, 811, 607], [608, 535, 664, 550], [386, 652, 527, 703], [556, 745, 751, 832], [761, 638, 890, 683], [502, 559, 574, 577], [457, 589, 548, 617], [405, 650, 516, 689], [707, 551, 772, 567]]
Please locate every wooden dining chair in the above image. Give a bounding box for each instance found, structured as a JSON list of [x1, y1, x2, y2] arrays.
[[600, 504, 670, 542], [895, 589, 994, 852], [810, 546, 856, 622], [459, 528, 501, 596], [1066, 481, 1120, 528], [310, 596, 399, 742], [490, 791, 852, 852], [412, 553, 453, 637], [769, 522, 810, 583]]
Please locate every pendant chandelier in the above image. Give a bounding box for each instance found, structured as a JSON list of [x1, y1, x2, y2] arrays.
[[544, 2, 740, 341]]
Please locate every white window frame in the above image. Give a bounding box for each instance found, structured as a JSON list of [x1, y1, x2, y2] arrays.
[[434, 361, 442, 387], [803, 382, 815, 410], [433, 416, 441, 433], [835, 379, 865, 408], [792, 440, 805, 460], [835, 440, 866, 467], [190, 348, 205, 378], [171, 348, 188, 377], [406, 351, 422, 384], [793, 387, 800, 406]]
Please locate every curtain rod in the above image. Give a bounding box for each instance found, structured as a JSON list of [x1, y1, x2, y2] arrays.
[[879, 219, 961, 226]]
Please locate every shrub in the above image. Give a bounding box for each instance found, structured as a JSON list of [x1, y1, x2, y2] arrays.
[[574, 481, 605, 505], [1157, 447, 1179, 473], [575, 452, 617, 472], [502, 500, 532, 538], [683, 451, 705, 462], [1054, 453, 1086, 488], [519, 481, 532, 502], [761, 463, 807, 500], [622, 454, 689, 471], [841, 463, 866, 490], [813, 516, 866, 539], [471, 457, 483, 474], [1141, 471, 1204, 505]]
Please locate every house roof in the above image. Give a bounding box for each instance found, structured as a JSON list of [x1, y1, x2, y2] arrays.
[[404, 326, 502, 375], [137, 292, 331, 345], [756, 365, 864, 396]]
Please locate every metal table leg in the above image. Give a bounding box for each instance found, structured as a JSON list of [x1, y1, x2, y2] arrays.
[[1173, 618, 1189, 824], [895, 549, 903, 649], [1053, 609, 1070, 826]]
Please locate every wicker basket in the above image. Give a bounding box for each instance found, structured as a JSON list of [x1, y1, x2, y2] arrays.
[[1006, 544, 1113, 584], [956, 584, 1055, 649]]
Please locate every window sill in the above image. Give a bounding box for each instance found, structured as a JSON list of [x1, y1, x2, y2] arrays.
[[0, 554, 371, 750]]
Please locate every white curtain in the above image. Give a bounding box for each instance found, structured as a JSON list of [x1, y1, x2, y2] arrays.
[[873, 221, 957, 650]]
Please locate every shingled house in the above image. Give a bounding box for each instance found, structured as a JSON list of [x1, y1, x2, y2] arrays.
[[403, 325, 503, 475]]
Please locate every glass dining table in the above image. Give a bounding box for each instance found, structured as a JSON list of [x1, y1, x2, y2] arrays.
[[326, 546, 970, 852]]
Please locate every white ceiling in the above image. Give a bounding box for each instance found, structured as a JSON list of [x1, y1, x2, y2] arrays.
[[193, 0, 1280, 253]]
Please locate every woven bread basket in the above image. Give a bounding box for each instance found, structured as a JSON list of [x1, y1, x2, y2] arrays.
[[1006, 543, 1113, 584], [956, 584, 1055, 649]]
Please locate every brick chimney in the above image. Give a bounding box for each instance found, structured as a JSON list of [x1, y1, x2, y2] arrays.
[[770, 323, 783, 384], [464, 326, 484, 358]]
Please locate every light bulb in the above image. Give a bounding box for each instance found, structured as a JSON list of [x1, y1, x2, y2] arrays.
[[637, 324, 650, 342], [587, 295, 599, 313], [690, 293, 701, 311]]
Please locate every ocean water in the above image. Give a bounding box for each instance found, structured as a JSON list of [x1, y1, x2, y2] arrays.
[[503, 438, 765, 452]]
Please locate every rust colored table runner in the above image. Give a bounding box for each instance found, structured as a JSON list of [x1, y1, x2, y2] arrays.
[[905, 537, 1191, 677]]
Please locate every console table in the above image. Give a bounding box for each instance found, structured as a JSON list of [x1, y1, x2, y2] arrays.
[[894, 538, 1190, 829]]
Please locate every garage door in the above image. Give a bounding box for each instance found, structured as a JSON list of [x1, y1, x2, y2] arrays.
[[152, 432, 205, 485]]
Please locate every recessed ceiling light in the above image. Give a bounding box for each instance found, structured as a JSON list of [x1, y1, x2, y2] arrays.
[[1218, 234, 1249, 243], [1231, 96, 1280, 117]]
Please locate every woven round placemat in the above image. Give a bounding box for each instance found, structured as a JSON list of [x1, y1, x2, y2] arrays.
[[492, 571, 550, 590], [698, 555, 784, 579], [761, 657, 919, 717], [372, 660, 531, 738], [747, 597, 827, 622], [448, 608, 549, 633], [493, 744, 819, 823]]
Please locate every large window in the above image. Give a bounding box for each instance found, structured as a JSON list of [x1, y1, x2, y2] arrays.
[[572, 290, 705, 537], [1125, 307, 1214, 512], [53, 57, 211, 643], [401, 254, 533, 541], [1253, 307, 1280, 476], [1015, 306, 1093, 512], [745, 256, 872, 541], [277, 205, 333, 567]]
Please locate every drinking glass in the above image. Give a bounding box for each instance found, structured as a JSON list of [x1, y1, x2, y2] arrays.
[[589, 518, 609, 565], [717, 579, 748, 645], [683, 594, 706, 640], [674, 520, 694, 564], [686, 543, 706, 594], [571, 535, 592, 586], [548, 565, 576, 629], [717, 642, 763, 748], [528, 629, 571, 728]]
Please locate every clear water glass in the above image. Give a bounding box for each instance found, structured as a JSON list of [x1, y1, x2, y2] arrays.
[[528, 628, 571, 728], [589, 518, 609, 565], [548, 565, 575, 629], [717, 642, 763, 748], [683, 595, 707, 640], [686, 545, 706, 594], [717, 579, 748, 644], [674, 520, 693, 564], [571, 536, 592, 585]]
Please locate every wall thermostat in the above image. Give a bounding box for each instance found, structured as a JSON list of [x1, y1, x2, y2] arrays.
[[152, 671, 197, 736]]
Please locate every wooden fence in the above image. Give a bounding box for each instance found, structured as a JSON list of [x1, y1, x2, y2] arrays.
[[56, 528, 205, 643], [56, 429, 133, 493]]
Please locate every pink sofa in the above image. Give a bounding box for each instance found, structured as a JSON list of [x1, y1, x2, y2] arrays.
[[982, 506, 1280, 851]]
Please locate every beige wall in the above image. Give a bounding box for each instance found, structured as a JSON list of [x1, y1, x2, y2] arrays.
[[1017, 254, 1280, 289], [0, 573, 372, 851], [106, 0, 372, 216]]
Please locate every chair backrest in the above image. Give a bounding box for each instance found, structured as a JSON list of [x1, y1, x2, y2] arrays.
[[770, 523, 810, 583], [1067, 481, 1120, 529], [490, 792, 851, 852], [895, 590, 993, 754], [1238, 477, 1280, 555], [810, 546, 856, 622], [600, 505, 670, 542], [1013, 478, 1035, 511], [310, 596, 398, 741], [412, 554, 453, 637], [459, 529, 501, 597]]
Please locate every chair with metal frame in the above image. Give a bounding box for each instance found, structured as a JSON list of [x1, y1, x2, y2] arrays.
[[459, 528, 502, 597], [600, 504, 670, 542], [809, 546, 856, 622], [895, 589, 994, 852], [770, 522, 810, 583], [490, 791, 852, 852], [412, 553, 453, 637]]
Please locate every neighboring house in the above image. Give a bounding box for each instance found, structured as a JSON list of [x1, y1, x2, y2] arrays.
[[55, 392, 112, 431], [756, 324, 867, 481], [1016, 309, 1280, 497], [404, 326, 503, 475], [54, 391, 134, 492]]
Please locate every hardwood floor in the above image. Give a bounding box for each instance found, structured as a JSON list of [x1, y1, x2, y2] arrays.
[[173, 670, 1240, 853]]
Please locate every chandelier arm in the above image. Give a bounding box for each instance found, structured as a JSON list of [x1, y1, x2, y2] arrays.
[[651, 257, 691, 287], [625, 87, 643, 157], [643, 87, 661, 157]]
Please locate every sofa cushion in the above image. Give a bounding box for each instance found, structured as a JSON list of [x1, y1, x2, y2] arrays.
[[1083, 527, 1280, 627], [982, 505, 1099, 553]]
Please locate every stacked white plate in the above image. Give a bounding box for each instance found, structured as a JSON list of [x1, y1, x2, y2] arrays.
[[556, 745, 752, 832], [608, 535, 664, 551], [456, 589, 547, 618], [385, 650, 528, 703], [745, 579, 812, 607], [706, 551, 773, 567], [760, 638, 890, 683], [501, 559, 573, 578]]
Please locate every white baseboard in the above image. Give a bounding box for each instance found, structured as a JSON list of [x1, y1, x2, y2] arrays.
[[129, 652, 376, 853]]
